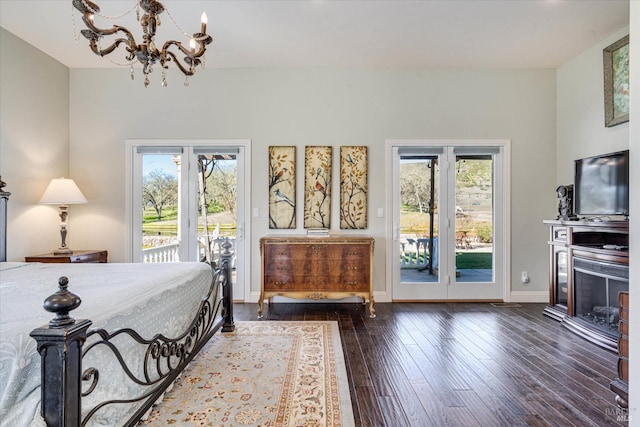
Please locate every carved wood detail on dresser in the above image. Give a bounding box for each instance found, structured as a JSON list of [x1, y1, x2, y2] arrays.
[[259, 236, 375, 318], [610, 291, 629, 409]]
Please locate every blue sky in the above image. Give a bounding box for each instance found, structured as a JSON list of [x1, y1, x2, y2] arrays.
[[143, 154, 179, 177]]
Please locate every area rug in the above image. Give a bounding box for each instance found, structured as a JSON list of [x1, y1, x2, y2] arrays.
[[141, 321, 355, 427]]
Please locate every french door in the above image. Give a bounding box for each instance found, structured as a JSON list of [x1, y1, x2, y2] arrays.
[[126, 140, 251, 301], [388, 140, 510, 301]]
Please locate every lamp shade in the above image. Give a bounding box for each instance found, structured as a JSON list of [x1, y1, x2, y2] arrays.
[[39, 178, 87, 205]]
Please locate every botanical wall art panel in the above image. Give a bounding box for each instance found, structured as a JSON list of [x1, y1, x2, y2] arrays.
[[340, 146, 368, 229], [268, 146, 296, 229], [304, 146, 332, 229]]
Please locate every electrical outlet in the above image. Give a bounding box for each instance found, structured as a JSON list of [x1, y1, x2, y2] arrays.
[[521, 271, 530, 284]]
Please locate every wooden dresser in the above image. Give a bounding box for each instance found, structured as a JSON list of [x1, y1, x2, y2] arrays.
[[610, 291, 629, 409], [259, 235, 375, 318]]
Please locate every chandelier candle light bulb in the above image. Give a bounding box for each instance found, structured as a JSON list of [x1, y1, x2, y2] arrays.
[[201, 12, 207, 33]]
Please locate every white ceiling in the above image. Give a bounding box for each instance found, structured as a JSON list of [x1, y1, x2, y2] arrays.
[[0, 0, 630, 70]]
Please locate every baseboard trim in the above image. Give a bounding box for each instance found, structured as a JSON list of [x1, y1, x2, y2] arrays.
[[509, 291, 548, 303], [247, 291, 547, 304]]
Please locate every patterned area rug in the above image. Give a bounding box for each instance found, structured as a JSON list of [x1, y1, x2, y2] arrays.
[[141, 321, 355, 426]]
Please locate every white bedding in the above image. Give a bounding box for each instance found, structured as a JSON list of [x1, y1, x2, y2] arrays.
[[0, 261, 215, 427]]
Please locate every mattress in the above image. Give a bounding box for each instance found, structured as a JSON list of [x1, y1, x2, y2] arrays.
[[0, 261, 214, 427]]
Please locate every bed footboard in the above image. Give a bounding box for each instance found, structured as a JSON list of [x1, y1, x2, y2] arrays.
[[30, 248, 234, 427]]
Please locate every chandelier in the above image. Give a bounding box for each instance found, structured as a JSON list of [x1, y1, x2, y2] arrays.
[[72, 0, 212, 87]]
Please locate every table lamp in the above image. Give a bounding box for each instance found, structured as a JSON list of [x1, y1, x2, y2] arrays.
[[39, 178, 87, 254]]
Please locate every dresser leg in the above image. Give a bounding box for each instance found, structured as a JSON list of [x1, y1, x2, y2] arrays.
[[369, 299, 376, 318], [615, 395, 628, 409], [258, 297, 264, 319]]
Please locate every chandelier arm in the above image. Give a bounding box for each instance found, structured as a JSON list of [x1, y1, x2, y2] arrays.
[[81, 13, 136, 44], [162, 40, 196, 60], [162, 50, 196, 77], [88, 37, 134, 58]]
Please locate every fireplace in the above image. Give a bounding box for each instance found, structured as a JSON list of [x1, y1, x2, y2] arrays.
[[544, 220, 629, 352], [570, 256, 628, 348]]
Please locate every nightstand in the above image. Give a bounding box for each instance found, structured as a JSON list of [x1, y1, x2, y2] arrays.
[[25, 250, 108, 263]]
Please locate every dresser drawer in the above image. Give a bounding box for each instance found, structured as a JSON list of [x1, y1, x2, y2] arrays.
[[259, 236, 375, 318], [619, 320, 628, 336], [618, 335, 628, 358], [618, 358, 628, 382]]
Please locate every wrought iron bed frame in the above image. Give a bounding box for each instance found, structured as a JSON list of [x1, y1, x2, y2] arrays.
[[1, 180, 235, 426], [30, 248, 235, 427]]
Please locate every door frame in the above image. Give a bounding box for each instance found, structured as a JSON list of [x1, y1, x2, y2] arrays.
[[384, 139, 511, 302], [125, 139, 252, 301]]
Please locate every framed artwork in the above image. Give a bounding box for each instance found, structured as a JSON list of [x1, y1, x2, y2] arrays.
[[304, 146, 332, 229], [603, 35, 629, 127], [340, 146, 368, 229], [268, 146, 296, 229]]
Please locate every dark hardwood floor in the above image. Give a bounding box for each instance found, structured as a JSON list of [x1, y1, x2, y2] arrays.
[[232, 302, 626, 427]]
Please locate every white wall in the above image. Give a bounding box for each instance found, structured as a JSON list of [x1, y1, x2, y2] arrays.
[[66, 67, 557, 300], [627, 1, 638, 424], [556, 26, 630, 184], [0, 28, 70, 258]]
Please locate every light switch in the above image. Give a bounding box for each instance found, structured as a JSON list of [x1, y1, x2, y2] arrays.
[[377, 208, 384, 218], [253, 208, 259, 218]]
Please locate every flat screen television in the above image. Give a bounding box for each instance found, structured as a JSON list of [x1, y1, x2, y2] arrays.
[[574, 150, 629, 217]]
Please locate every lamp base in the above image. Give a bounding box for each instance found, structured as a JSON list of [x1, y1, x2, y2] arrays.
[[53, 247, 73, 255]]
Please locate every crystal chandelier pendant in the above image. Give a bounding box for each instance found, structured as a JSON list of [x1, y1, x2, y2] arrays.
[[161, 70, 167, 87], [184, 76, 189, 87], [144, 75, 150, 87], [130, 65, 135, 80]]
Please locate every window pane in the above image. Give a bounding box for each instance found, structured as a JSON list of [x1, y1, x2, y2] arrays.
[[141, 154, 181, 262], [399, 156, 439, 283], [455, 155, 493, 282], [196, 154, 238, 266]]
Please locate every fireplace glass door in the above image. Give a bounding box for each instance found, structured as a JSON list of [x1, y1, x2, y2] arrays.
[[573, 257, 628, 336], [554, 247, 568, 308]]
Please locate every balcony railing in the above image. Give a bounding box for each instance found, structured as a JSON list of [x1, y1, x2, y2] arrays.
[[400, 238, 437, 269], [142, 236, 237, 267], [142, 243, 180, 263]]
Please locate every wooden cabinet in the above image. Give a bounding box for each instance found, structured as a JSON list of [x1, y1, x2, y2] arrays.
[[610, 291, 629, 409], [25, 250, 108, 263], [259, 236, 375, 318]]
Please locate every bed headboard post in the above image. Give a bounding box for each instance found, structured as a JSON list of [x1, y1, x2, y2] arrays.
[[0, 177, 10, 262], [220, 238, 235, 332], [30, 277, 92, 427]]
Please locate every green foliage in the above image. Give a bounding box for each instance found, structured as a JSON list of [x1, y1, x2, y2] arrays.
[[475, 225, 493, 243], [456, 252, 493, 269], [143, 207, 177, 223]]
